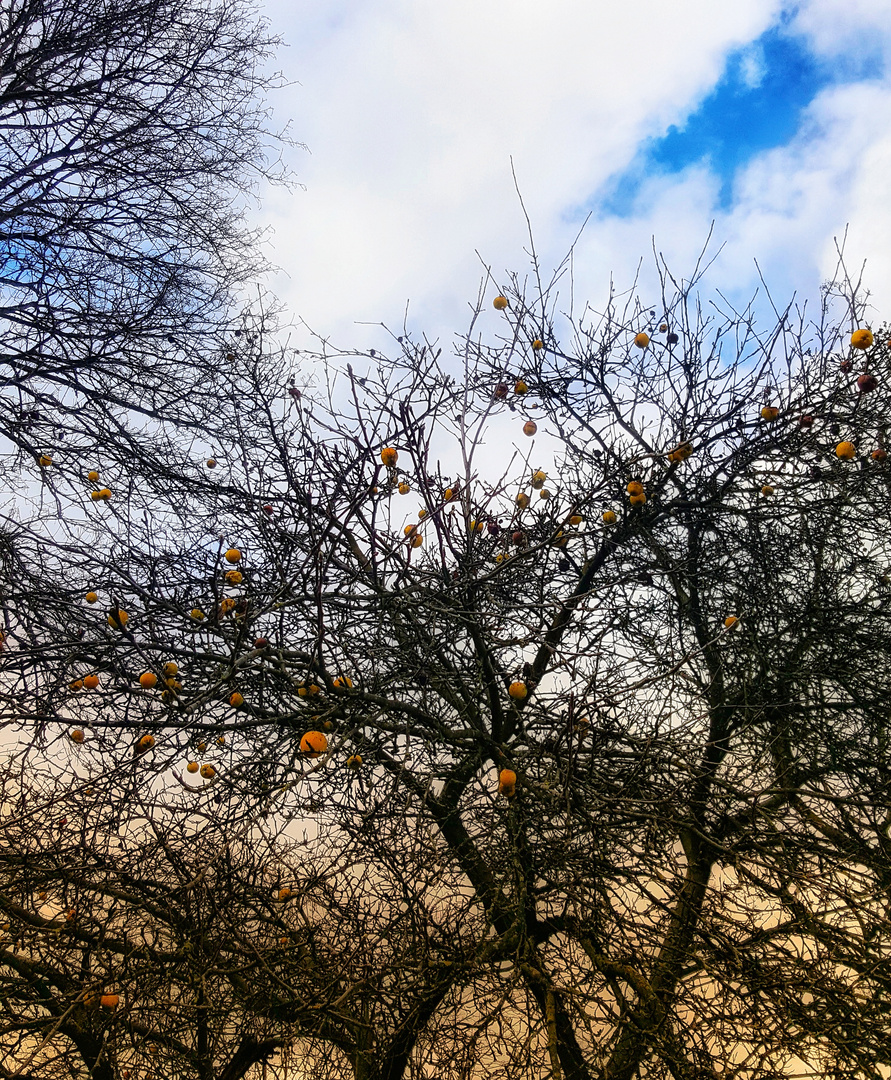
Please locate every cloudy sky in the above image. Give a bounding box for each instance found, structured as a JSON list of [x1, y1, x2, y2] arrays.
[[256, 0, 891, 352]]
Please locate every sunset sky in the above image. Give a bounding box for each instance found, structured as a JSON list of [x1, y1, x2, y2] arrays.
[[257, 0, 891, 351]]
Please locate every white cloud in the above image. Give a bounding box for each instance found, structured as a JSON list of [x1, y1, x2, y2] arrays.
[[255, 0, 891, 354]]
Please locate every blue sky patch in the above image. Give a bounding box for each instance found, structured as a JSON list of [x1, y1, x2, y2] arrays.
[[596, 22, 882, 216]]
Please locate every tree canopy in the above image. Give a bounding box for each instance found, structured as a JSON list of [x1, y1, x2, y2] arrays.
[[4, 219, 891, 1080]]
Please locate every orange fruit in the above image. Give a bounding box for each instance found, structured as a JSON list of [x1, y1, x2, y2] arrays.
[[333, 676, 353, 689], [186, 761, 199, 774], [629, 493, 646, 506], [85, 592, 98, 604], [634, 332, 649, 349], [83, 674, 100, 690], [760, 406, 779, 421], [87, 470, 99, 482], [411, 534, 423, 548], [380, 447, 398, 468], [229, 692, 244, 708], [493, 296, 508, 310], [200, 764, 216, 779], [99, 488, 112, 501], [38, 455, 52, 467], [532, 339, 544, 351], [206, 458, 217, 468], [724, 616, 738, 628], [139, 672, 158, 689], [508, 681, 527, 700], [602, 510, 616, 524], [836, 441, 856, 460], [107, 609, 128, 629], [851, 328, 874, 350], [346, 754, 363, 769], [69, 729, 85, 744], [300, 730, 328, 758], [137, 734, 155, 753], [626, 481, 644, 496], [398, 482, 410, 495], [225, 569, 243, 585], [224, 548, 241, 564]]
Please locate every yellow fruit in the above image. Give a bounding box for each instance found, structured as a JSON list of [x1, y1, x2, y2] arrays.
[[539, 489, 550, 500], [836, 441, 856, 460], [300, 730, 328, 758], [531, 470, 546, 488], [516, 492, 530, 509], [38, 455, 52, 467], [87, 470, 99, 482], [443, 487, 454, 502], [197, 742, 207, 752], [404, 523, 418, 537], [85, 592, 98, 604], [200, 764, 216, 779], [225, 569, 243, 585], [411, 534, 423, 548], [629, 493, 646, 506], [602, 510, 616, 524], [107, 610, 128, 629], [69, 729, 85, 744], [760, 406, 779, 421], [418, 508, 428, 519], [508, 680, 527, 700], [523, 421, 537, 437], [137, 734, 155, 753], [69, 679, 83, 691], [219, 597, 236, 615], [532, 339, 544, 351], [569, 514, 583, 526], [724, 616, 738, 628], [498, 768, 517, 797], [163, 662, 178, 676], [380, 447, 398, 468], [216, 735, 225, 746], [186, 761, 199, 774], [333, 676, 353, 689], [398, 482, 410, 495], [493, 296, 508, 310], [139, 672, 158, 689], [346, 754, 363, 770], [224, 548, 242, 564], [229, 692, 244, 708], [760, 485, 775, 496], [626, 481, 644, 496], [99, 488, 112, 501], [667, 442, 693, 463], [851, 328, 874, 350], [634, 332, 649, 349], [90, 490, 103, 501], [190, 608, 205, 621], [514, 379, 529, 395]]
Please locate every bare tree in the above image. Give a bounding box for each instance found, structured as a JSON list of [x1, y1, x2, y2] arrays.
[[5, 239, 891, 1080]]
